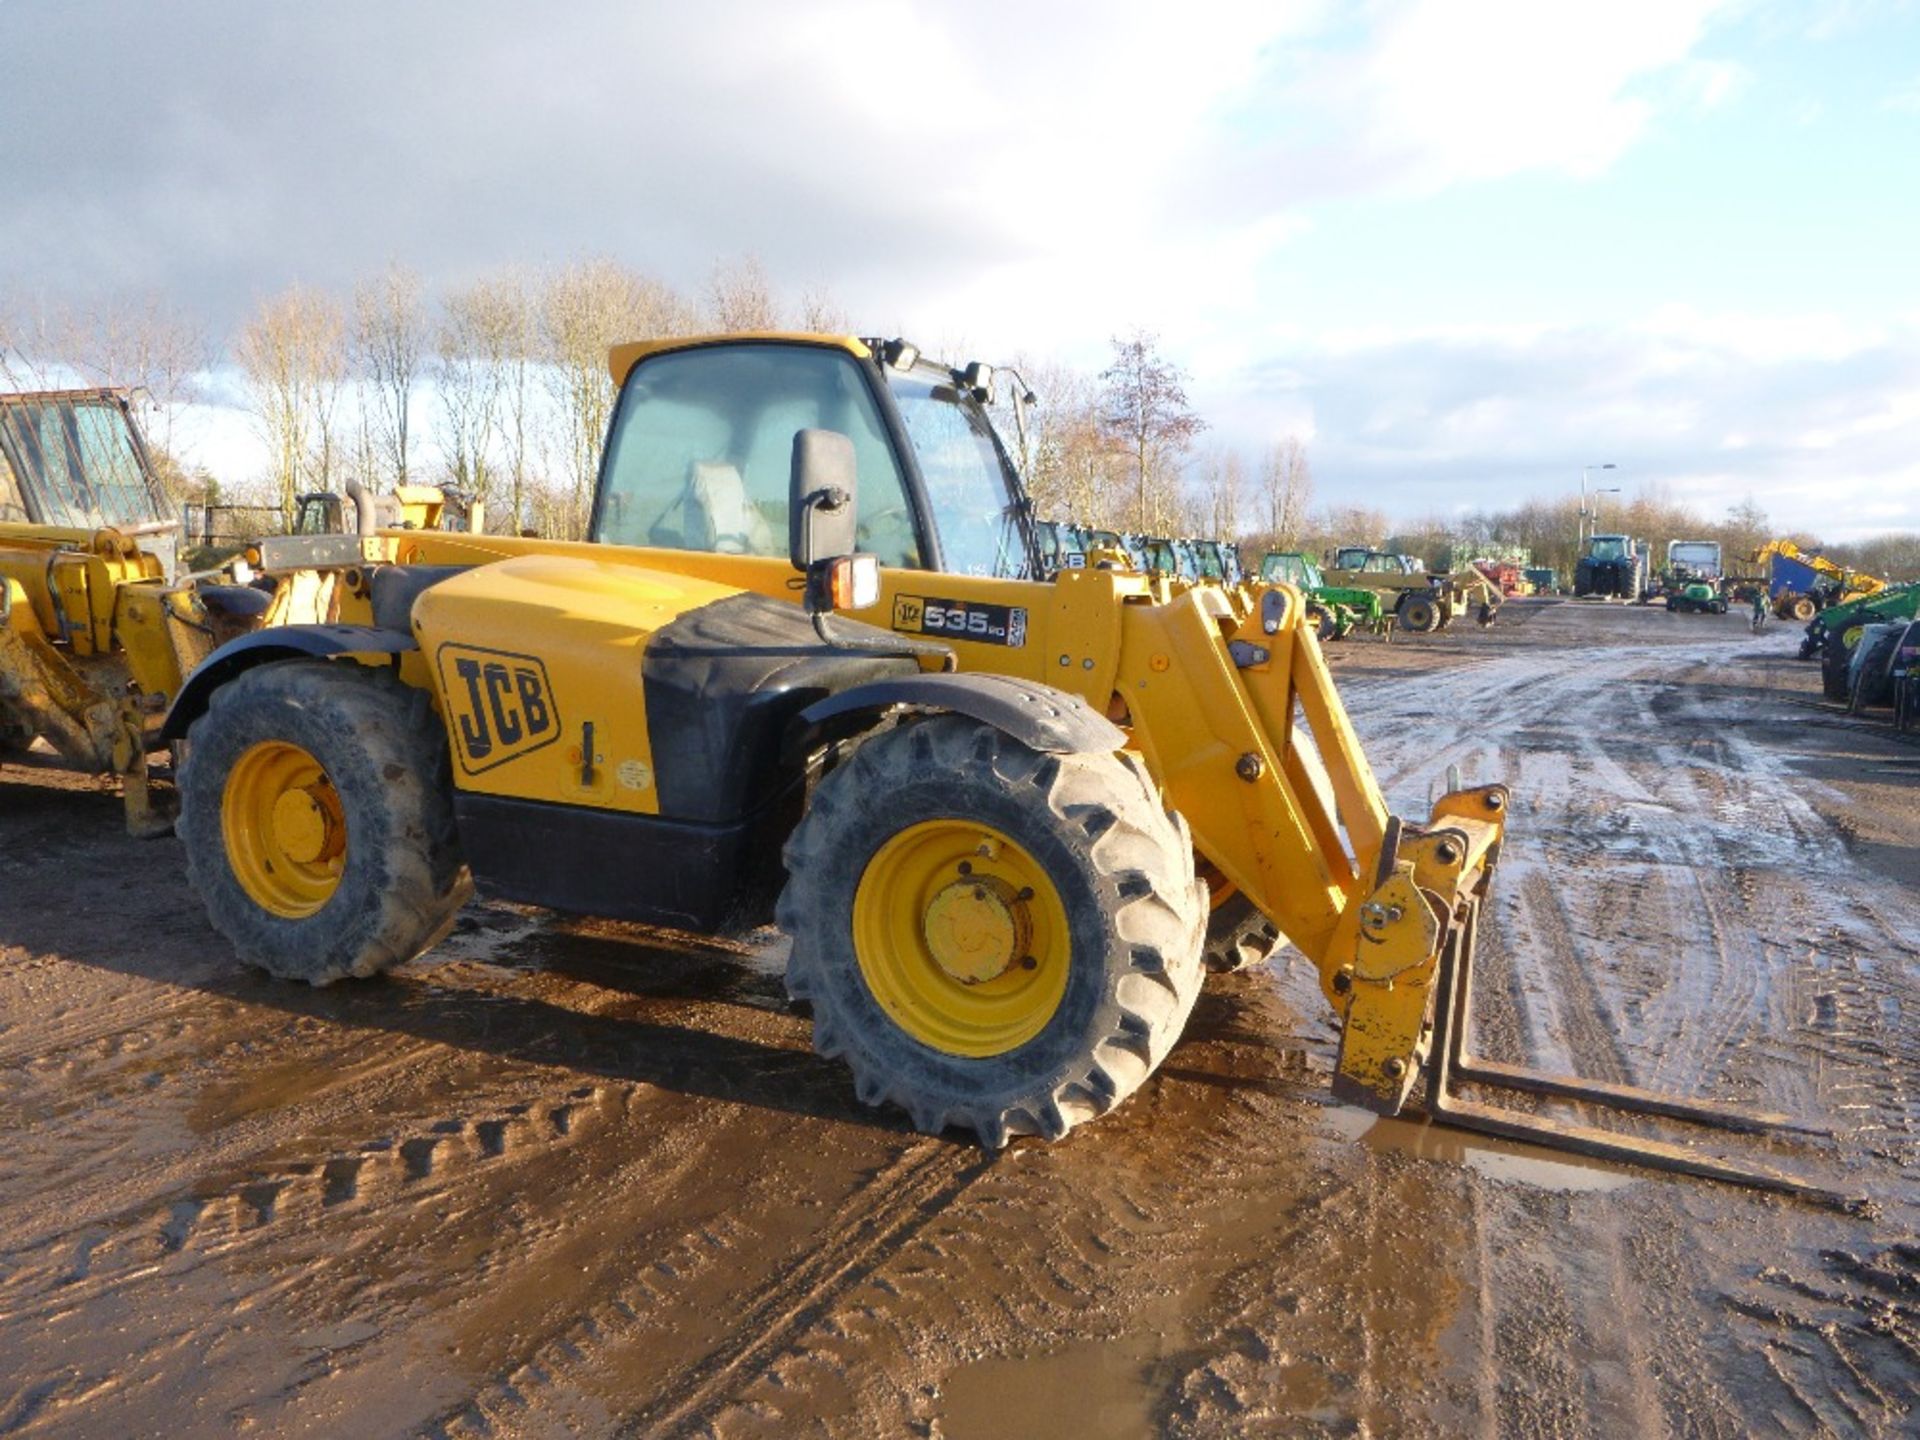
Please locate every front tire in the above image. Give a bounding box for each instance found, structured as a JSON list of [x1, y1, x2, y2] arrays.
[[1821, 627, 1855, 701], [1399, 595, 1438, 633], [178, 661, 472, 985], [779, 716, 1206, 1148]]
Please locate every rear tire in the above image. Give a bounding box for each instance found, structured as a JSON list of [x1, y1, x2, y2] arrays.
[[780, 716, 1206, 1148], [1790, 596, 1817, 623], [1398, 595, 1438, 633], [1202, 891, 1281, 974], [179, 661, 472, 985]]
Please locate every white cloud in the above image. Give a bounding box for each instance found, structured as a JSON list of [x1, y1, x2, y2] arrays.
[[1210, 309, 1920, 539], [1307, 0, 1741, 192]]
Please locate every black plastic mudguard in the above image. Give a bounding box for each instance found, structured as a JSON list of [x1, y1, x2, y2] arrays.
[[160, 624, 416, 741], [793, 670, 1126, 758]]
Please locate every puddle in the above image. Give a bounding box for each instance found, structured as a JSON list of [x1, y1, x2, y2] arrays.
[[940, 1331, 1163, 1440], [1321, 1105, 1638, 1194]]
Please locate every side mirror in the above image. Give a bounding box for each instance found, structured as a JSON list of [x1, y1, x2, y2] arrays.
[[789, 428, 879, 613], [790, 428, 858, 569]]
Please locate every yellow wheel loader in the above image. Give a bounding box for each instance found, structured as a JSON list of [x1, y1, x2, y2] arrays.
[[158, 337, 1840, 1199], [0, 389, 265, 833]]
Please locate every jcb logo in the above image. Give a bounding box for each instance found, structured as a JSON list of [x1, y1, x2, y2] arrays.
[[437, 644, 561, 774]]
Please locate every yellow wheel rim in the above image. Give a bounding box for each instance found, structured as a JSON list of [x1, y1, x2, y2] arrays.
[[852, 820, 1071, 1058], [222, 740, 346, 918]]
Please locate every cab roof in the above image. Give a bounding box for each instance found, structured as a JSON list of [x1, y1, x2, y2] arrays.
[[607, 333, 871, 387]]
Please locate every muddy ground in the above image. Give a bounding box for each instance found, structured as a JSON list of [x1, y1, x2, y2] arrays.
[[1, 601, 1915, 1438]]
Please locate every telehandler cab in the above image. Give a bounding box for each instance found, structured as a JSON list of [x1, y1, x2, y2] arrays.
[[160, 335, 1841, 1200]]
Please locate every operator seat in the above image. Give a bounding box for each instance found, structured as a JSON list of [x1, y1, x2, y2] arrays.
[[687, 460, 774, 556]]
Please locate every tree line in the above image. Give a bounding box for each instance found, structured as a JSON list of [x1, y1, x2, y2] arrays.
[[1, 264, 1913, 578]]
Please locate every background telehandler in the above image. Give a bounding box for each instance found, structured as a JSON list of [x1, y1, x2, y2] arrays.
[[0, 388, 264, 831], [155, 336, 1838, 1200]]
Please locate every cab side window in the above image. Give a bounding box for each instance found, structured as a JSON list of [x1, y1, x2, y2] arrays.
[[593, 344, 921, 568]]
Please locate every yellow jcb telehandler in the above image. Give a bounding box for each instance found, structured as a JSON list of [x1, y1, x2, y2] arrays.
[[156, 336, 1839, 1200], [0, 388, 266, 832]]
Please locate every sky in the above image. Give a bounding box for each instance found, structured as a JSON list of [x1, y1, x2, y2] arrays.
[[2, 0, 1917, 537]]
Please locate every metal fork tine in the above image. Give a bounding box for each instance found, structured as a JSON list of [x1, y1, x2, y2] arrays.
[[1427, 1093, 1858, 1210], [1419, 898, 1859, 1210], [1448, 1057, 1830, 1137]]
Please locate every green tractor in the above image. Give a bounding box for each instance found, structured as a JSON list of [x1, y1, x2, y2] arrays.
[[1808, 581, 1920, 699], [1663, 540, 1727, 614], [1258, 551, 1386, 640]]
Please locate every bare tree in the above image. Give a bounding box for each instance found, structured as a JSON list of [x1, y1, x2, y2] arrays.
[[1721, 496, 1771, 561], [482, 272, 538, 534], [539, 259, 695, 538], [1259, 436, 1313, 547], [0, 293, 56, 392], [352, 263, 427, 490], [1013, 359, 1120, 526], [62, 296, 212, 490], [437, 285, 505, 513], [1100, 331, 1206, 534], [1310, 503, 1391, 560], [706, 254, 777, 333], [796, 283, 849, 333], [1193, 448, 1245, 540], [234, 286, 348, 524]]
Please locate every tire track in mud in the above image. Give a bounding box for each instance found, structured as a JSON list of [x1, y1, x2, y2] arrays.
[[0, 1077, 627, 1330], [1720, 1239, 1920, 1436], [616, 1144, 991, 1440], [417, 1139, 978, 1439], [0, 947, 579, 1260]]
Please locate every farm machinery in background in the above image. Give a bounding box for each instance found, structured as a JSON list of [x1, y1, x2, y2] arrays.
[[1032, 523, 1243, 589], [1259, 551, 1389, 639], [290, 484, 485, 540], [0, 387, 489, 835], [1572, 533, 1648, 601], [0, 389, 267, 832], [1662, 539, 1728, 614], [1470, 558, 1530, 597], [1749, 539, 1886, 623], [1808, 581, 1920, 699], [1319, 546, 1501, 632]]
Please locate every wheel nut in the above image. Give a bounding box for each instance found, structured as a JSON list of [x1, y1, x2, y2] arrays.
[[958, 861, 972, 875], [1020, 956, 1037, 971]]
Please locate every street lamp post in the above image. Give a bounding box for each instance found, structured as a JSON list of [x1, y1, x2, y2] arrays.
[[1578, 462, 1617, 549], [1591, 485, 1622, 534]]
